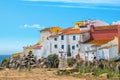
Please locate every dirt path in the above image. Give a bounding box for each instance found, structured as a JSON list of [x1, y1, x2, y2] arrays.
[[0, 68, 86, 80]]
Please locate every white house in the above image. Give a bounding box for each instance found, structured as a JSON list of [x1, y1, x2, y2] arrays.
[[79, 36, 119, 61], [97, 36, 118, 60], [23, 27, 62, 60], [48, 28, 90, 58]]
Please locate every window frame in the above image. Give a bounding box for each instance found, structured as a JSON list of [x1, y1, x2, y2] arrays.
[[73, 35, 76, 40], [72, 45, 75, 50], [54, 44, 57, 49], [61, 45, 64, 49], [61, 35, 64, 40], [54, 38, 57, 41]]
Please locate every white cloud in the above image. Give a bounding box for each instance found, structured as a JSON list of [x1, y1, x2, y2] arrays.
[[22, 24, 41, 28], [56, 5, 120, 11], [30, 4, 120, 11], [112, 21, 120, 25], [23, 0, 120, 5]]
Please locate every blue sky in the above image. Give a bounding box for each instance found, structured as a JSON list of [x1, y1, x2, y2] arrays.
[[0, 0, 120, 55]]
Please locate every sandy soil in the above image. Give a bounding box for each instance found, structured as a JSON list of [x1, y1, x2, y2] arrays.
[[0, 68, 86, 80], [0, 68, 119, 80]]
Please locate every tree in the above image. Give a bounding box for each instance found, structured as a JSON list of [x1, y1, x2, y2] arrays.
[[47, 54, 59, 68], [1, 58, 10, 68], [25, 51, 36, 71]]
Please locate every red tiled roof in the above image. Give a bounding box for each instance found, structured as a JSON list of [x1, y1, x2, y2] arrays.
[[49, 28, 72, 37], [33, 43, 42, 49], [49, 28, 89, 37], [49, 33, 61, 37], [60, 28, 73, 33], [94, 25, 118, 30], [23, 43, 42, 49], [63, 29, 89, 35], [86, 39, 113, 46]]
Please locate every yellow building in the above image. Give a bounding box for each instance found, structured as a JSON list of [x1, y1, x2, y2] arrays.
[[40, 26, 62, 40], [12, 52, 26, 58], [74, 21, 85, 29]]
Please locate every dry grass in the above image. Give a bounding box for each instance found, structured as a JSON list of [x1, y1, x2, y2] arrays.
[[0, 68, 85, 80]]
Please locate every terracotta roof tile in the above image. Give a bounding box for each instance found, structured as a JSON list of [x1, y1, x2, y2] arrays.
[[63, 29, 89, 35], [23, 43, 42, 49], [94, 25, 118, 30], [33, 43, 42, 49], [49, 33, 60, 37], [40, 27, 62, 33], [49, 28, 89, 37], [49, 28, 72, 37], [86, 39, 113, 46]]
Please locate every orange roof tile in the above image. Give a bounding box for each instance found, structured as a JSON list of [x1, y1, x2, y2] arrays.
[[49, 33, 60, 37], [33, 43, 42, 49], [12, 52, 26, 58], [40, 27, 62, 33], [94, 25, 118, 30], [49, 28, 89, 37], [60, 27, 73, 33], [23, 43, 42, 49], [49, 28, 72, 37], [63, 29, 89, 35], [86, 39, 113, 46]]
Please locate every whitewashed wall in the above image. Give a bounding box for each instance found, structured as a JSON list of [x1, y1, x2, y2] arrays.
[[109, 46, 118, 59], [68, 34, 79, 58], [33, 49, 42, 60], [41, 38, 51, 58], [40, 31, 51, 40]]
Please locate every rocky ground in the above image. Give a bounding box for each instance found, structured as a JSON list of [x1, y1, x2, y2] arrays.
[[0, 68, 119, 80]]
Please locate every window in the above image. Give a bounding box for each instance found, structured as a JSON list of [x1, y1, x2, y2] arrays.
[[76, 44, 78, 47], [54, 38, 57, 41], [61, 45, 64, 49], [61, 35, 64, 40], [54, 45, 57, 48], [73, 36, 76, 40], [72, 46, 75, 50]]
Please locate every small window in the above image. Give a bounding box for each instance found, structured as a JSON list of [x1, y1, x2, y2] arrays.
[[61, 45, 64, 49], [54, 45, 57, 48], [72, 46, 75, 50], [76, 44, 78, 47], [54, 38, 57, 41], [61, 35, 64, 40], [73, 36, 76, 40]]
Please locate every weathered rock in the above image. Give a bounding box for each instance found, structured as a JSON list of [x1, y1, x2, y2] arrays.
[[5, 68, 9, 71], [83, 72, 94, 76], [0, 67, 5, 70], [58, 57, 68, 69], [99, 73, 109, 79], [115, 63, 120, 73]]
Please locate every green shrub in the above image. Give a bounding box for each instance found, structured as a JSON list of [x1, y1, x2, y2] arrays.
[[67, 58, 75, 67], [94, 68, 120, 77], [47, 54, 59, 68], [1, 58, 9, 68], [77, 65, 92, 73]]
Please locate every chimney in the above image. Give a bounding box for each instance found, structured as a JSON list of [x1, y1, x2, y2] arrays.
[[90, 25, 94, 32], [90, 25, 94, 40], [117, 25, 120, 55]]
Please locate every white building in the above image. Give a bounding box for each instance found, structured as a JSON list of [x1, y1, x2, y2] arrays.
[[80, 36, 119, 61], [23, 27, 62, 60], [48, 28, 90, 58]]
